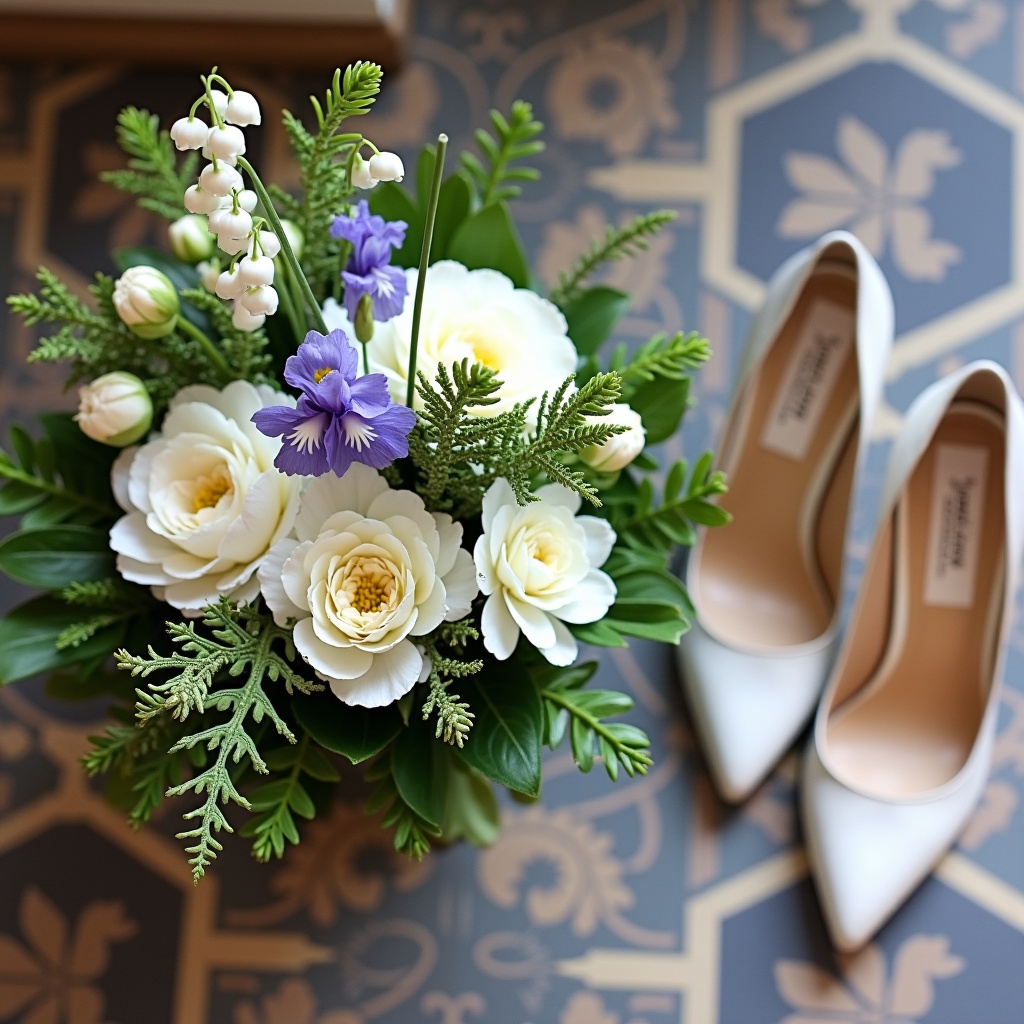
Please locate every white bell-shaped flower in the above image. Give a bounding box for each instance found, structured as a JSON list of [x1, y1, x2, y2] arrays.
[[208, 88, 229, 118], [169, 116, 208, 151], [215, 266, 246, 299], [237, 254, 275, 287], [197, 259, 221, 293], [183, 184, 221, 215], [368, 151, 404, 182], [240, 285, 279, 316], [199, 162, 243, 197], [217, 234, 249, 256], [256, 230, 281, 258], [209, 207, 252, 239], [235, 189, 258, 213], [207, 124, 246, 160], [351, 155, 378, 190], [226, 90, 261, 126], [231, 300, 265, 331]]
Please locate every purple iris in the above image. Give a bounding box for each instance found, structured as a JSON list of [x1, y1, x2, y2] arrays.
[[251, 329, 415, 478], [330, 200, 408, 322]]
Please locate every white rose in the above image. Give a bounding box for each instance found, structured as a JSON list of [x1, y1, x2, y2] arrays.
[[110, 380, 301, 614], [581, 402, 646, 472], [75, 371, 153, 447], [259, 464, 478, 708], [474, 479, 617, 667], [324, 261, 577, 419]]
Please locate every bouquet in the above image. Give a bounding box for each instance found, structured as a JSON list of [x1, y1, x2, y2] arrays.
[[0, 63, 727, 881]]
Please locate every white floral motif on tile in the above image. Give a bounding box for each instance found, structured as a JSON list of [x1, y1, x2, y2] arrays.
[[777, 115, 963, 281]]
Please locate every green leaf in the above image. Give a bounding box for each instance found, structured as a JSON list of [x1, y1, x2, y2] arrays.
[[570, 619, 629, 648], [0, 525, 114, 589], [442, 764, 501, 847], [9, 426, 35, 472], [432, 171, 475, 261], [0, 595, 125, 685], [628, 375, 689, 445], [40, 413, 117, 501], [391, 721, 450, 829], [300, 744, 341, 782], [454, 657, 543, 797], [287, 783, 317, 820], [447, 202, 529, 288], [369, 181, 423, 269], [292, 688, 403, 764], [0, 481, 45, 516], [560, 286, 630, 357]]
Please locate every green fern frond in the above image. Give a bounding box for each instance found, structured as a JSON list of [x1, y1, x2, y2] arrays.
[[461, 101, 545, 205]]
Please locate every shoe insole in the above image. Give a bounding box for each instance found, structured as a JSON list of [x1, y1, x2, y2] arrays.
[[698, 266, 859, 649], [828, 402, 1006, 797]]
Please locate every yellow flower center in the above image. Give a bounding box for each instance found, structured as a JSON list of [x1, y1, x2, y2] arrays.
[[351, 577, 388, 613], [314, 367, 334, 384], [192, 472, 231, 512], [339, 556, 396, 616]]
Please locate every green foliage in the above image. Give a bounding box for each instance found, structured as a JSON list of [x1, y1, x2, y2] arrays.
[[0, 413, 118, 529], [550, 210, 678, 307], [179, 288, 273, 384], [612, 331, 711, 395], [420, 620, 482, 747], [532, 661, 652, 780], [101, 106, 196, 220], [561, 286, 631, 357], [364, 743, 440, 859], [282, 62, 383, 297], [409, 361, 626, 514], [446, 201, 530, 288], [118, 601, 321, 881], [460, 101, 544, 206], [0, 525, 114, 590], [240, 736, 340, 862], [453, 656, 544, 797], [292, 689, 403, 763], [7, 269, 227, 406]]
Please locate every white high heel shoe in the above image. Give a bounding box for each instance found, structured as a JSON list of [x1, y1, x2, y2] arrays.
[[803, 360, 1024, 951], [678, 231, 894, 802]]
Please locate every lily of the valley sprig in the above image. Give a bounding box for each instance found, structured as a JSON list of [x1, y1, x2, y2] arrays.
[[1, 62, 727, 881]]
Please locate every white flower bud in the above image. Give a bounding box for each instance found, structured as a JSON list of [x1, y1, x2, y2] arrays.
[[197, 259, 221, 292], [236, 189, 258, 213], [225, 90, 261, 126], [209, 89, 229, 118], [217, 234, 249, 256], [206, 124, 246, 160], [256, 230, 281, 258], [231, 300, 265, 332], [215, 266, 246, 299], [237, 254, 275, 287], [168, 214, 214, 263], [169, 116, 208, 151], [199, 162, 243, 198], [351, 155, 378, 190], [240, 285, 279, 316], [581, 402, 647, 472], [113, 266, 180, 340], [183, 185, 221, 215], [368, 151, 404, 183], [75, 372, 153, 447], [279, 220, 304, 259]]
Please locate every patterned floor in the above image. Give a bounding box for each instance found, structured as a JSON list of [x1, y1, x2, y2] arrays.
[[1, 2, 1023, 1022]]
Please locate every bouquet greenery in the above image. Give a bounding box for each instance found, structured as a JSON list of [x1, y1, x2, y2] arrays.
[[0, 63, 726, 881]]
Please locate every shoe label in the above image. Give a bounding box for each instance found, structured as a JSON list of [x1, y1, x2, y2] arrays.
[[924, 443, 989, 608], [760, 297, 856, 460]]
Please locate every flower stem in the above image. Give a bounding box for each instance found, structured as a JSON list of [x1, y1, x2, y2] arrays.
[[405, 134, 448, 409], [274, 258, 304, 344], [237, 156, 328, 335], [176, 315, 233, 381]]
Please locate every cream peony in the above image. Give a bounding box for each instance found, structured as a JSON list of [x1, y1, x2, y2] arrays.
[[259, 464, 478, 708], [323, 260, 577, 417], [110, 380, 301, 614], [474, 479, 617, 667]]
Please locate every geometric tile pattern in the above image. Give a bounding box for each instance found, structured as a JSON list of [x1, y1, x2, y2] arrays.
[[1, 2, 1023, 1021]]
